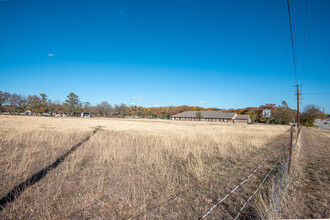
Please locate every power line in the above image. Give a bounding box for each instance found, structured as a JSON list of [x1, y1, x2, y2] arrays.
[[270, 1, 288, 80], [275, 0, 294, 85], [301, 0, 312, 85], [301, 0, 308, 85], [286, 0, 301, 126], [291, 0, 297, 73], [303, 92, 330, 95], [286, 0, 298, 85]]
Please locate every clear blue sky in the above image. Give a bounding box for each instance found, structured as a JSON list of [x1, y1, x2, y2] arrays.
[[0, 0, 329, 112]]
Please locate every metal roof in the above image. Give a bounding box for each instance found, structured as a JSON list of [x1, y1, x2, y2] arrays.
[[234, 114, 250, 120], [171, 111, 236, 119]]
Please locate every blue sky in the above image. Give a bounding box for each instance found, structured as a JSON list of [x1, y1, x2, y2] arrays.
[[0, 0, 329, 112]]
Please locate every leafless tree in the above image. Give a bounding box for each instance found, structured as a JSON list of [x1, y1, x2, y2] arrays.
[[97, 101, 112, 116], [301, 104, 326, 125], [0, 91, 10, 112]]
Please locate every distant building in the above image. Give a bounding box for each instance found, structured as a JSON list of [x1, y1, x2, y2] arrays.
[[25, 110, 32, 116], [81, 112, 91, 118], [233, 114, 251, 124], [170, 111, 250, 124]]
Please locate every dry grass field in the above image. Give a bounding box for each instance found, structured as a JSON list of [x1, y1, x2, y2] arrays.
[[278, 127, 330, 219], [0, 116, 290, 219]]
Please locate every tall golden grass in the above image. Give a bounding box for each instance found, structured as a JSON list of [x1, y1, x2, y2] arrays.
[[0, 116, 289, 219]]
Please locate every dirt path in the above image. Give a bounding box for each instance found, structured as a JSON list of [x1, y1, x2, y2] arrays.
[[282, 127, 330, 218]]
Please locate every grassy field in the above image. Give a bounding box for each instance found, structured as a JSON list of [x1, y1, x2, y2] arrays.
[[0, 116, 289, 219], [278, 127, 330, 219]]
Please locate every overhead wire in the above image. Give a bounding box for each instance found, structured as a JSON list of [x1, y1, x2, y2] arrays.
[[286, 0, 298, 85], [272, 0, 293, 86], [301, 0, 312, 86], [291, 0, 297, 71], [301, 0, 308, 86], [275, 0, 295, 86], [303, 92, 330, 95]]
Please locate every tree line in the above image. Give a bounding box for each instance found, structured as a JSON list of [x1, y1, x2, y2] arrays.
[[0, 91, 327, 125]]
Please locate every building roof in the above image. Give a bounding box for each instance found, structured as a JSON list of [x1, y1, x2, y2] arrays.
[[234, 114, 250, 120], [171, 111, 236, 119]]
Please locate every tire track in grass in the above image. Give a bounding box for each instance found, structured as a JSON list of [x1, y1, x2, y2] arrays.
[[0, 126, 101, 211]]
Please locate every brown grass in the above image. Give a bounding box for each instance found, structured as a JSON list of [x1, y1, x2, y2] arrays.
[[0, 115, 289, 219], [273, 127, 330, 219]]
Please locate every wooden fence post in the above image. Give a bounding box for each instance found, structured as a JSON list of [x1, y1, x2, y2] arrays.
[[288, 125, 293, 174]]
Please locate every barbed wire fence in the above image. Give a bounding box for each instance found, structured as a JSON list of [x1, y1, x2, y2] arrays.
[[264, 125, 301, 219], [200, 144, 286, 219], [127, 133, 291, 220], [127, 125, 302, 219], [200, 125, 302, 219], [266, 151, 290, 219], [234, 153, 285, 220]]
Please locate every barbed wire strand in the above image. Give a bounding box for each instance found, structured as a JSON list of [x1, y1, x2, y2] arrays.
[[267, 152, 290, 219], [201, 144, 285, 219], [266, 127, 301, 219], [234, 153, 285, 220]]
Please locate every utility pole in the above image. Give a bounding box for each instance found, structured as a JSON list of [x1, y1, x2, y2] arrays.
[[294, 85, 302, 128]]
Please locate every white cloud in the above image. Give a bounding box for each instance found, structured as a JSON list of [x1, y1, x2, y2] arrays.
[[132, 96, 143, 99], [130, 102, 135, 105], [48, 53, 54, 57], [199, 100, 207, 104], [154, 104, 159, 107]]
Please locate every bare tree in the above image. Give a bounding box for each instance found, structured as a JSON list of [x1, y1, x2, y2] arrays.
[[83, 102, 93, 113], [97, 101, 112, 116], [0, 91, 10, 112], [301, 104, 326, 125], [116, 103, 128, 117], [48, 99, 62, 114]]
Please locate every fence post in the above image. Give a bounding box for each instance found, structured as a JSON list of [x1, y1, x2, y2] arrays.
[[288, 125, 293, 174]]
